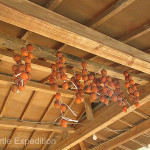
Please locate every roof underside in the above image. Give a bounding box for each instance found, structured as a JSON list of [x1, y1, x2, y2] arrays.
[[0, 0, 150, 150]]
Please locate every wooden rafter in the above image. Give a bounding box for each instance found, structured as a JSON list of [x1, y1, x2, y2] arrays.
[[54, 82, 150, 150], [133, 109, 149, 119], [86, 0, 136, 28], [119, 145, 135, 150], [46, 0, 63, 11], [132, 139, 148, 148], [91, 119, 150, 150], [0, 1, 150, 74], [0, 88, 12, 116], [79, 142, 86, 150], [0, 33, 149, 85]]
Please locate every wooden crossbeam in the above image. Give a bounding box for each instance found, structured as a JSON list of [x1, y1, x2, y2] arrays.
[[0, 73, 76, 98], [0, 49, 51, 73], [0, 1, 150, 74], [54, 82, 150, 150], [86, 0, 136, 28], [0, 119, 74, 133], [119, 21, 150, 43], [91, 119, 150, 150], [0, 33, 149, 85]]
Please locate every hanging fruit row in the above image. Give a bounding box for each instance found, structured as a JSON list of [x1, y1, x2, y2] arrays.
[[123, 71, 140, 108], [11, 48, 140, 128], [12, 44, 34, 93]]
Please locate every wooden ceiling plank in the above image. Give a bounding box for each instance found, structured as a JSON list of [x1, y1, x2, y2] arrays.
[[91, 119, 150, 150], [86, 0, 136, 28], [119, 21, 150, 43], [0, 33, 149, 85], [0, 1, 150, 74], [54, 82, 150, 150], [0, 88, 12, 116]]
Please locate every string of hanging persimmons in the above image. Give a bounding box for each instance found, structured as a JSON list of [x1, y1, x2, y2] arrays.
[[11, 45, 140, 128]]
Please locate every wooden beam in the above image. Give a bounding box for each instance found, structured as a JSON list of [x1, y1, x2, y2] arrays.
[[91, 119, 150, 150], [0, 49, 51, 73], [54, 82, 150, 150], [0, 119, 74, 133], [86, 0, 136, 28], [0, 73, 76, 98], [119, 21, 150, 43], [20, 30, 32, 40], [0, 1, 150, 74], [0, 33, 149, 85]]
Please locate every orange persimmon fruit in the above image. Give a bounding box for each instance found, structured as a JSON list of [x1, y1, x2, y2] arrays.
[[26, 44, 34, 51], [13, 55, 21, 62], [62, 82, 68, 90], [61, 119, 67, 128]]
